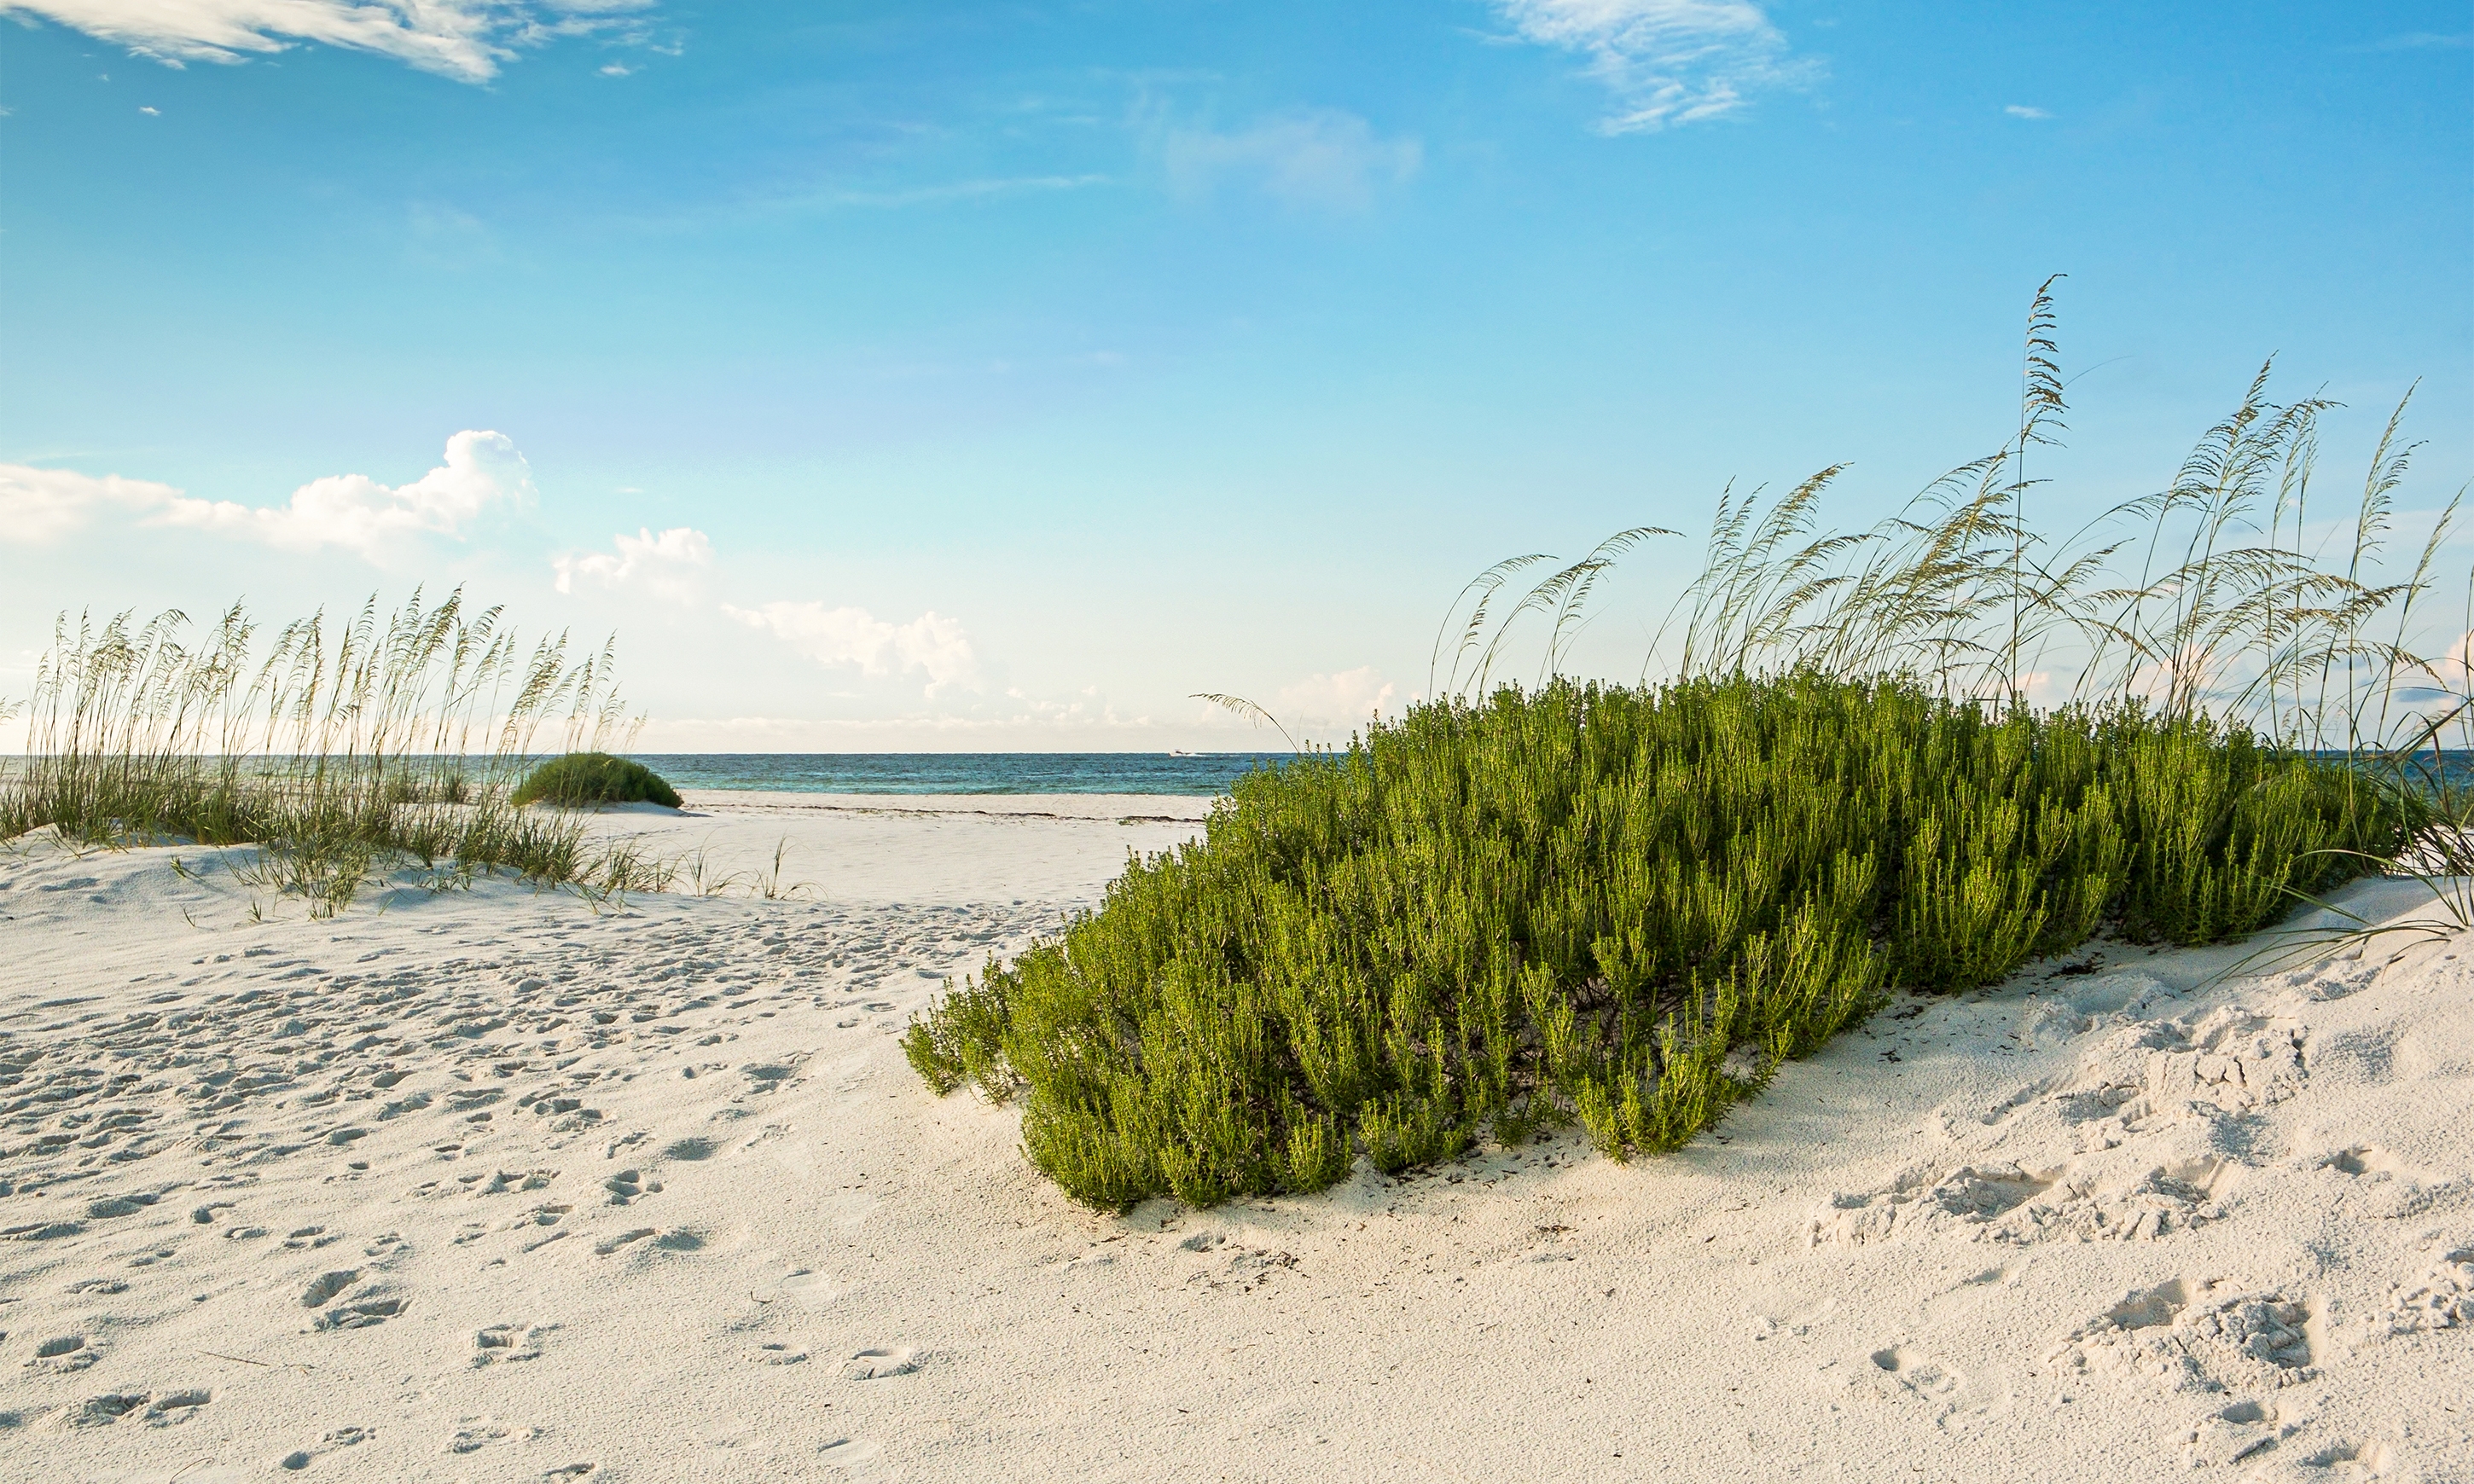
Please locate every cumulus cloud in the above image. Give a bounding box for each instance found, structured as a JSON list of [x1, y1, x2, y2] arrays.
[[1493, 0, 1815, 132], [157, 429, 531, 558], [0, 464, 184, 543], [1164, 109, 1421, 212], [725, 601, 979, 697], [0, 430, 526, 559], [0, 0, 653, 83], [1275, 666, 1400, 732], [554, 525, 712, 603]]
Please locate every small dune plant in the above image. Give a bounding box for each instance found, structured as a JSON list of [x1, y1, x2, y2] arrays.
[[907, 281, 2463, 1210], [0, 588, 668, 913], [512, 751, 682, 809]]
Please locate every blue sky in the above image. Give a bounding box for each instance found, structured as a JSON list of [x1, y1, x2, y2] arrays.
[[1, 1, 2467, 748]]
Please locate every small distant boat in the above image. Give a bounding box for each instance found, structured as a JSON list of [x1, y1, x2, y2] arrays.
[[1169, 749, 1196, 757]]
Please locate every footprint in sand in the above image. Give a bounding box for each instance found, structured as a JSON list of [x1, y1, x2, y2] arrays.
[[299, 1269, 360, 1307], [753, 1342, 810, 1365], [82, 1190, 166, 1220], [143, 1389, 212, 1427], [604, 1168, 659, 1205], [818, 1436, 885, 1475], [300, 1270, 409, 1331], [2186, 1399, 2282, 1469], [840, 1346, 920, 1380], [474, 1323, 550, 1366], [506, 1203, 573, 1232], [2263, 1438, 2398, 1482], [59, 1392, 149, 1427], [595, 1227, 656, 1255], [2318, 1145, 2465, 1220], [444, 1417, 525, 1454], [2372, 1242, 2474, 1336], [279, 1424, 373, 1469], [1862, 1343, 1961, 1403], [1808, 1162, 2056, 1247], [29, 1334, 99, 1372], [2050, 1277, 2318, 1393], [778, 1270, 839, 1308]]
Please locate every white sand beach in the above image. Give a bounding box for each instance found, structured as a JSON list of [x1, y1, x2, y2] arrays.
[[2, 791, 2468, 1481]]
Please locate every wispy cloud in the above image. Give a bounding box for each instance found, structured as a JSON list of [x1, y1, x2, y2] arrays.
[[554, 525, 711, 603], [0, 0, 656, 83], [2005, 104, 2050, 119], [0, 430, 531, 559], [826, 174, 1111, 210], [1275, 665, 1400, 737], [724, 601, 979, 698], [2350, 30, 2471, 52], [1491, 0, 1816, 132], [1163, 109, 1421, 212]]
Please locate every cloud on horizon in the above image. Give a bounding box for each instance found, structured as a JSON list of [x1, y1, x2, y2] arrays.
[[1492, 0, 1815, 132], [1275, 665, 1400, 737], [0, 463, 185, 543], [0, 430, 531, 559], [725, 600, 979, 698], [0, 0, 655, 83]]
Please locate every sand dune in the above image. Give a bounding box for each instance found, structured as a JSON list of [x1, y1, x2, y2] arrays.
[[0, 796, 2466, 1481]]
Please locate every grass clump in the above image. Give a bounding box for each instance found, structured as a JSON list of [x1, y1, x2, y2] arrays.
[[909, 281, 2463, 1210], [907, 681, 2403, 1209], [512, 752, 682, 810], [0, 589, 665, 913]]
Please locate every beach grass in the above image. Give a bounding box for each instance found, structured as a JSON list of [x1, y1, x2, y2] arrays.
[[0, 589, 669, 913], [908, 287, 2469, 1209]]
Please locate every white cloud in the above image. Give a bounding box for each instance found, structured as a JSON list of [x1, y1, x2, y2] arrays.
[[1493, 0, 1815, 132], [1275, 666, 1400, 733], [0, 0, 654, 84], [554, 525, 711, 602], [0, 430, 526, 559], [2005, 104, 2051, 119], [155, 429, 531, 558], [1164, 110, 1421, 212], [0, 464, 183, 543], [725, 601, 979, 697]]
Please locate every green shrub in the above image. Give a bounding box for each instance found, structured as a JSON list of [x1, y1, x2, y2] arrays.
[[904, 675, 2408, 1211], [511, 752, 681, 809]]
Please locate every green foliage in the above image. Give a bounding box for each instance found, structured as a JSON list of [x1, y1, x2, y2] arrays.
[[910, 676, 2409, 1211], [511, 751, 682, 809], [0, 591, 664, 913]]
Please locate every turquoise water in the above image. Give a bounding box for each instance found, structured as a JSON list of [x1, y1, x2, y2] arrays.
[[628, 753, 1291, 797]]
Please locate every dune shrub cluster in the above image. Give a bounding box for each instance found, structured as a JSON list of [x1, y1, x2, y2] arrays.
[[911, 285, 2464, 1209], [512, 751, 682, 809], [904, 678, 2404, 1209]]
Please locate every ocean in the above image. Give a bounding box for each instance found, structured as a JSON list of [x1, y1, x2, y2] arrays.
[[627, 752, 1292, 797]]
